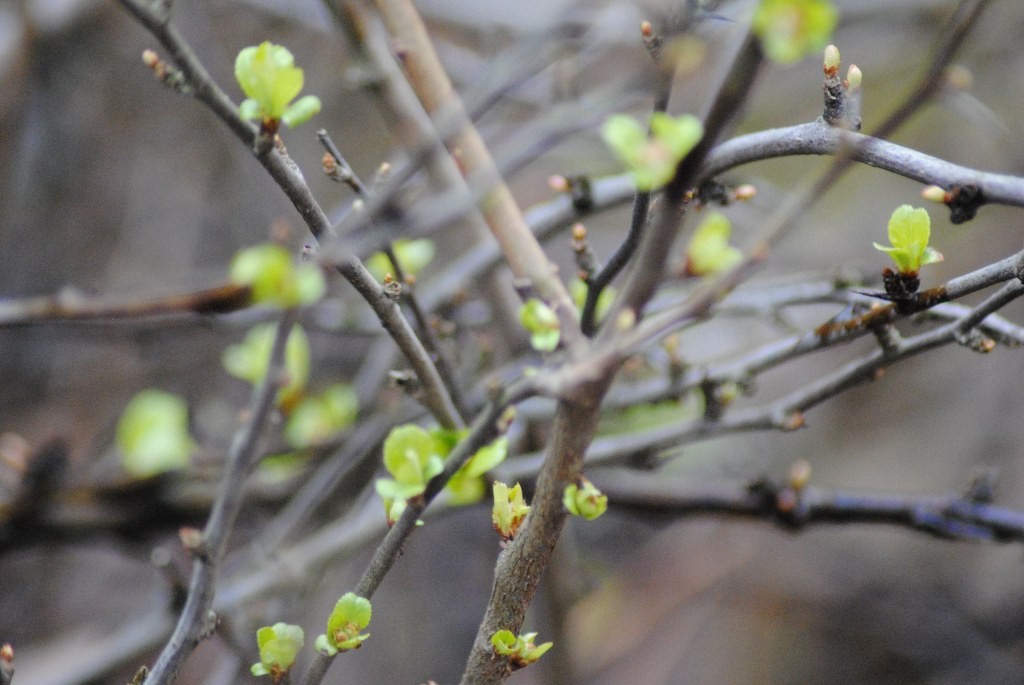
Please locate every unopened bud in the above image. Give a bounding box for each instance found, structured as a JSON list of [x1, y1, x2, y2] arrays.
[[823, 45, 841, 76], [846, 64, 862, 91], [921, 185, 948, 203]]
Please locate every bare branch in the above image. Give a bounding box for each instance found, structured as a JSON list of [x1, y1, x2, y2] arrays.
[[145, 312, 296, 685], [592, 469, 1024, 542]]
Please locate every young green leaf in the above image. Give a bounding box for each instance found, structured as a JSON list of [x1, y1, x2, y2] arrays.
[[235, 42, 321, 128], [490, 630, 553, 668], [230, 243, 325, 308], [752, 0, 839, 64], [684, 212, 743, 277], [314, 593, 371, 656], [374, 424, 447, 519], [602, 113, 703, 190], [492, 481, 530, 541], [563, 478, 608, 520], [117, 389, 195, 478], [284, 383, 358, 448], [445, 437, 510, 506], [251, 623, 304, 678], [519, 298, 561, 352], [873, 204, 943, 274], [365, 238, 437, 282], [222, 323, 310, 407]]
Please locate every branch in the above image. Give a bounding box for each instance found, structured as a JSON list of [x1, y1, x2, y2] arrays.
[[699, 121, 1024, 215], [116, 0, 462, 432], [591, 469, 1024, 542], [367, 0, 583, 351], [297, 379, 537, 685], [0, 283, 250, 327], [871, 0, 991, 140], [145, 311, 296, 685]]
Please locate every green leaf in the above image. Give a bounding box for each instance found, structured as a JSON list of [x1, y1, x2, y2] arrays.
[[873, 204, 942, 274], [489, 629, 552, 666], [230, 243, 325, 308], [117, 389, 195, 478], [252, 623, 304, 678], [323, 592, 371, 653], [382, 425, 445, 488], [752, 0, 839, 64], [285, 383, 358, 448], [563, 478, 608, 520], [235, 42, 310, 122], [492, 481, 530, 540], [222, 323, 310, 406], [685, 212, 744, 276], [365, 239, 436, 282], [602, 113, 703, 191], [281, 94, 322, 128], [519, 299, 561, 352]]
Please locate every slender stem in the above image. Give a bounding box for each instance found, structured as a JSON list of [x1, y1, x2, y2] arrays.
[[871, 0, 991, 140], [145, 311, 296, 685]]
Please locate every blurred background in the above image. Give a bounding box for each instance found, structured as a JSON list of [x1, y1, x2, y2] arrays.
[[2, 0, 1024, 683]]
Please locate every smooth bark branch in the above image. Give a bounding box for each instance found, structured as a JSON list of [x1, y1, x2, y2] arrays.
[[368, 0, 583, 350], [701, 122, 1024, 210]]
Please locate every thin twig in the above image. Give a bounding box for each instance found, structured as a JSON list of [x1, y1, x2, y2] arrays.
[[146, 311, 296, 685], [871, 0, 991, 140], [580, 19, 676, 336], [318, 128, 470, 421]]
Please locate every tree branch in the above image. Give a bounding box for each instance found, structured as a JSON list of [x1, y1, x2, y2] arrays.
[[145, 311, 296, 685], [591, 469, 1024, 542]]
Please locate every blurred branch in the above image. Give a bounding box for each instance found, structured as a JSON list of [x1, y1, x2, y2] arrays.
[[366, 0, 583, 351], [871, 0, 991, 140], [116, 0, 463, 432], [146, 312, 296, 685], [592, 469, 1024, 542], [0, 283, 250, 327]]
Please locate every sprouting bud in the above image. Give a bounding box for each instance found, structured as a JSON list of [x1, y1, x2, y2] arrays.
[[375, 161, 392, 184], [571, 223, 587, 241], [142, 49, 160, 69], [921, 185, 948, 203], [846, 64, 862, 91], [781, 411, 806, 431], [640, 20, 653, 37], [823, 44, 840, 76]]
